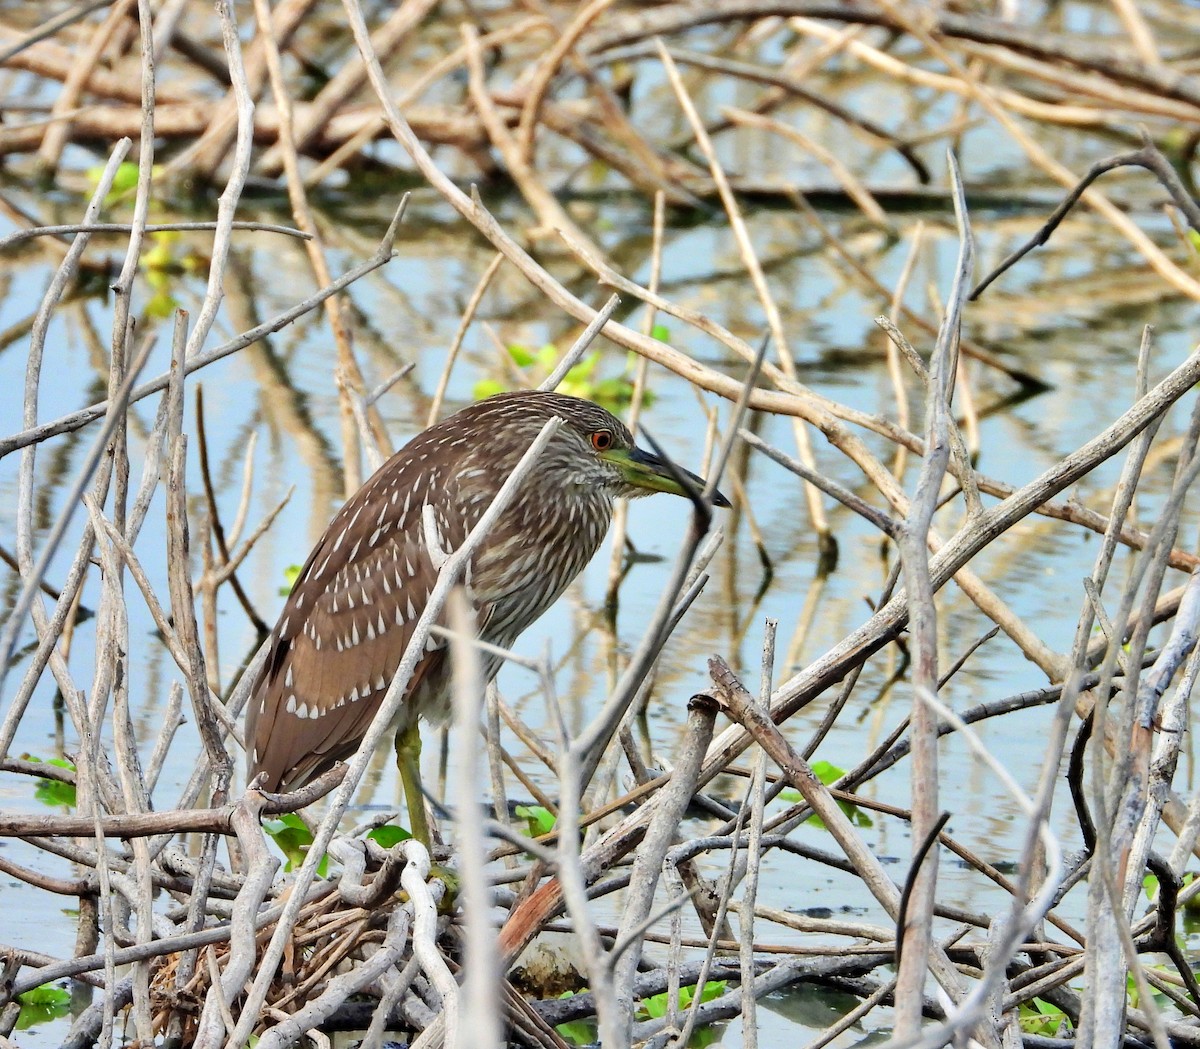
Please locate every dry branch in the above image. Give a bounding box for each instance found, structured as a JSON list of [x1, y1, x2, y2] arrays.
[[4, 2, 1200, 1046]]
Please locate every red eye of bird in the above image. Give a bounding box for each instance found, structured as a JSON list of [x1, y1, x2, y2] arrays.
[[591, 430, 614, 452]]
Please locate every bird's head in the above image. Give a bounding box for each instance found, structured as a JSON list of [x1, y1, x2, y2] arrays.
[[477, 391, 731, 506]]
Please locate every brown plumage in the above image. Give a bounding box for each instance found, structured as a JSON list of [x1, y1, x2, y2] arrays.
[[246, 390, 728, 793]]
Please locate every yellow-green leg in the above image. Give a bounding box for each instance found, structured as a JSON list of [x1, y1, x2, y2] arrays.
[[395, 722, 431, 848]]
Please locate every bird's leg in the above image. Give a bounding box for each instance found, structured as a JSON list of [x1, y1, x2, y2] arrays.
[[395, 722, 432, 848], [396, 725, 462, 910]]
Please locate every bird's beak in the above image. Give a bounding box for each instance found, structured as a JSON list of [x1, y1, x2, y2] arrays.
[[603, 446, 732, 507]]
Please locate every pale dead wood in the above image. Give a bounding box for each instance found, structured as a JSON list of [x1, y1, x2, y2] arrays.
[[6, 3, 1200, 1046]]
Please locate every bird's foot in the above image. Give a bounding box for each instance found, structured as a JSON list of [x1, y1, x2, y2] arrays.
[[429, 864, 459, 914]]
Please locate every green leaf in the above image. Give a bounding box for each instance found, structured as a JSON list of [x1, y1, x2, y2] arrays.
[[651, 323, 671, 342], [1018, 997, 1069, 1035], [85, 161, 140, 195], [1181, 872, 1200, 913], [142, 232, 178, 272], [111, 162, 141, 195], [637, 980, 726, 1021], [17, 984, 71, 1030], [31, 757, 76, 809], [809, 760, 843, 784], [35, 778, 76, 808], [566, 353, 598, 381], [473, 378, 508, 401], [556, 984, 726, 1047], [85, 161, 146, 207], [535, 343, 560, 369], [278, 564, 303, 596], [555, 1018, 594, 1045], [590, 377, 638, 408], [515, 804, 556, 837], [804, 761, 871, 830], [143, 290, 179, 320], [639, 992, 669, 1019], [264, 813, 328, 876], [1125, 965, 1170, 1010], [19, 985, 69, 1007], [557, 378, 588, 400], [507, 343, 536, 367], [848, 805, 872, 828], [367, 825, 412, 849], [554, 992, 595, 1045]]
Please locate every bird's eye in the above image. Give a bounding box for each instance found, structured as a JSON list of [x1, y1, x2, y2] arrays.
[[591, 430, 614, 452]]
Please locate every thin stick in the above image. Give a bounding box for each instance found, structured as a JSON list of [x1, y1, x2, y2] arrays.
[[611, 694, 718, 1041], [449, 590, 501, 1049], [739, 619, 776, 1049], [656, 41, 831, 547], [0, 221, 309, 251], [427, 251, 504, 426], [539, 293, 621, 392], [891, 149, 972, 1036]]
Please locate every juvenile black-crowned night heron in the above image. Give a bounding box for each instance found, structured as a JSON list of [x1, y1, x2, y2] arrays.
[[246, 390, 729, 842]]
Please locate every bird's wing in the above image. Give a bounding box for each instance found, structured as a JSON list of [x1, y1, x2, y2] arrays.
[[246, 520, 449, 791]]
